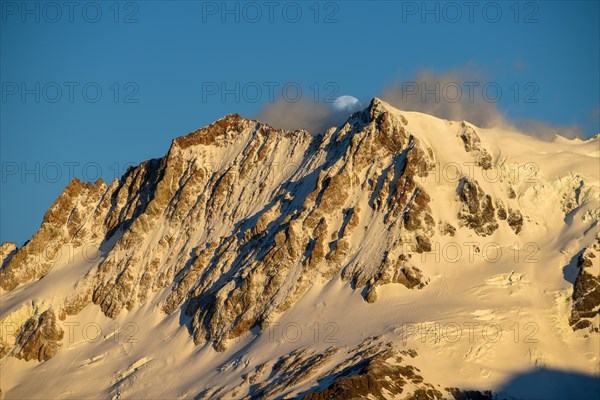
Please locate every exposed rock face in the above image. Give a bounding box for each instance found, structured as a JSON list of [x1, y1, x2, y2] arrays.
[[496, 199, 524, 235], [208, 338, 444, 400], [0, 178, 111, 291], [495, 199, 507, 221], [570, 238, 600, 332], [13, 308, 64, 362], [1, 99, 442, 355], [0, 242, 17, 269], [243, 347, 340, 399], [3, 97, 594, 374], [302, 344, 442, 400], [456, 178, 498, 236], [458, 122, 492, 169], [439, 221, 456, 236], [180, 100, 439, 349], [507, 208, 524, 234], [2, 98, 599, 400], [446, 388, 495, 400]]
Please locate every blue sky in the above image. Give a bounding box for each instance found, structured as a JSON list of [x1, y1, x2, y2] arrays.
[[1, 0, 599, 245]]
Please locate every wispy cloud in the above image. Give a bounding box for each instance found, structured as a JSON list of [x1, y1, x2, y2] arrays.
[[515, 120, 583, 141], [255, 98, 342, 134], [380, 67, 507, 129], [255, 66, 588, 141]]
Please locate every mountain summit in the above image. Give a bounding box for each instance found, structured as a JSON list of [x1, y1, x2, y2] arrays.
[[1, 99, 599, 399]]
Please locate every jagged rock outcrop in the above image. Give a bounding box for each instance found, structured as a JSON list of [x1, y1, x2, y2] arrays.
[[446, 388, 495, 400], [439, 221, 456, 236], [243, 347, 340, 399], [0, 179, 110, 291], [13, 308, 64, 362], [180, 100, 439, 349], [0, 242, 17, 269], [495, 201, 523, 234], [456, 177, 498, 236], [301, 343, 442, 400], [570, 238, 600, 332], [303, 354, 422, 399], [458, 122, 492, 169], [507, 208, 524, 234], [210, 338, 444, 400], [495, 199, 507, 220]]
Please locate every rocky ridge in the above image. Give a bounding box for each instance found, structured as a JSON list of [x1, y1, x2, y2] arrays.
[[1, 98, 598, 399], [570, 237, 600, 332]]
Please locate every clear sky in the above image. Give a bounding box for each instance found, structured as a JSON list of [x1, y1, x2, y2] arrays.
[[1, 0, 599, 245]]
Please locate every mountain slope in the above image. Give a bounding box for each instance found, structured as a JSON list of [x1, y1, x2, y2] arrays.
[[1, 99, 599, 399]]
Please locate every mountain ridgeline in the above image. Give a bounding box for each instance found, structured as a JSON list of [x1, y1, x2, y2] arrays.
[[1, 99, 598, 399]]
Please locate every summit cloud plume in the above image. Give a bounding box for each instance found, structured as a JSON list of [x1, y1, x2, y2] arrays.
[[255, 67, 585, 141]]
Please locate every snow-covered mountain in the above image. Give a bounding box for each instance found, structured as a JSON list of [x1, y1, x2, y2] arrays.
[[1, 98, 598, 399]]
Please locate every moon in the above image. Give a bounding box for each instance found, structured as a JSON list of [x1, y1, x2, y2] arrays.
[[332, 95, 363, 113]]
